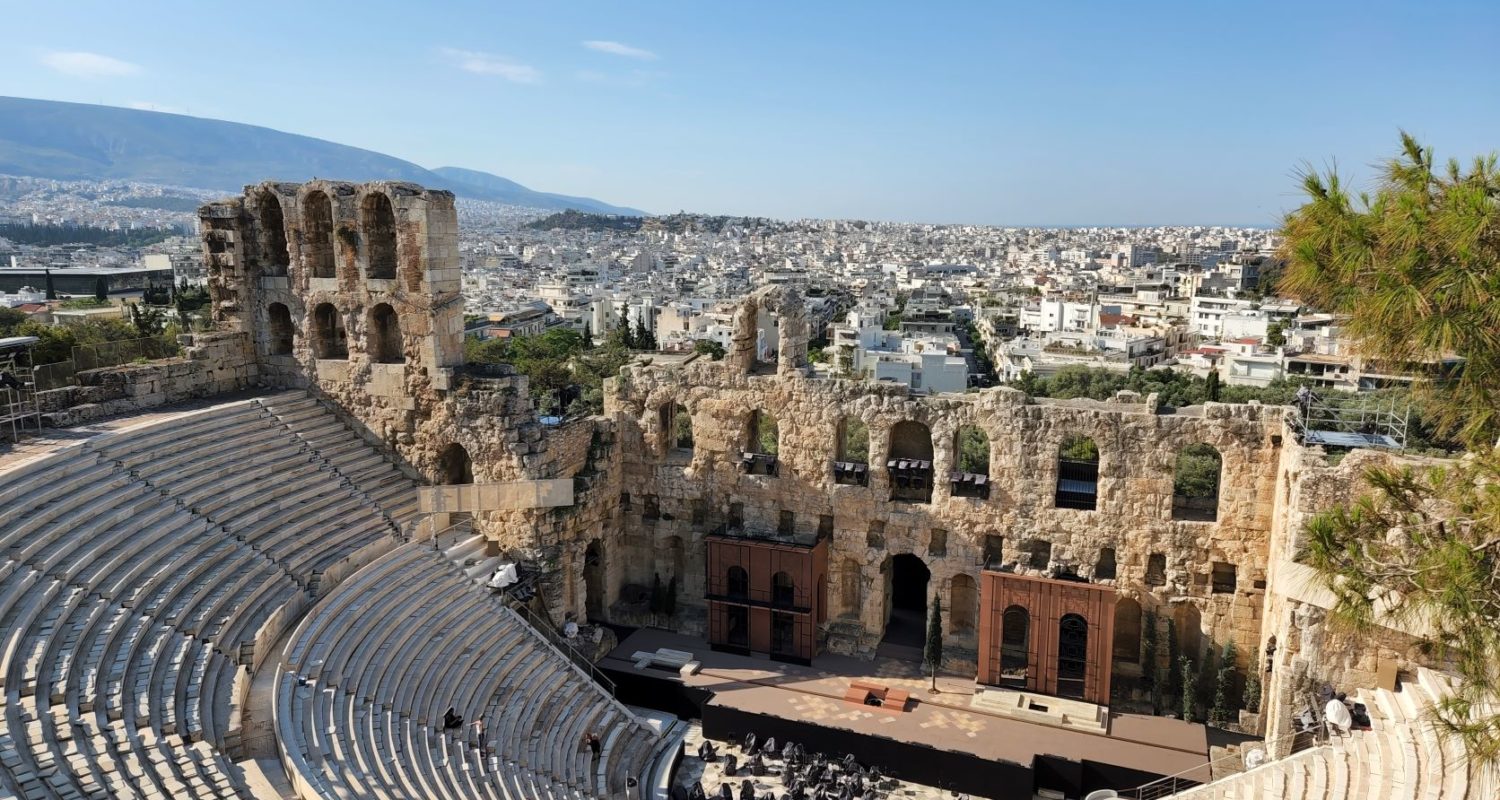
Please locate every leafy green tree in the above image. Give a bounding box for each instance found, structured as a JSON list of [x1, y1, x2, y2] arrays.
[[93, 277, 108, 302], [1265, 321, 1287, 348], [1180, 655, 1198, 722], [128, 303, 165, 336], [925, 597, 944, 690], [1307, 453, 1500, 762], [0, 307, 27, 335], [1205, 369, 1221, 402], [692, 339, 725, 361], [1173, 444, 1222, 498], [634, 317, 657, 351], [44, 271, 56, 301], [956, 425, 990, 474], [1282, 136, 1500, 764], [1279, 134, 1500, 448], [1210, 641, 1238, 726]]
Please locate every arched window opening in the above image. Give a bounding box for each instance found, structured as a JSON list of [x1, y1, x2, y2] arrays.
[[1113, 598, 1142, 664], [1174, 603, 1203, 661], [840, 558, 862, 617], [362, 192, 398, 280], [952, 424, 991, 498], [950, 574, 977, 635], [267, 303, 294, 356], [583, 539, 605, 621], [369, 303, 403, 363], [888, 420, 934, 502], [833, 416, 870, 485], [726, 566, 749, 599], [439, 443, 473, 485], [1172, 443, 1223, 521], [1000, 605, 1029, 688], [1057, 613, 1089, 699], [302, 190, 336, 279], [1055, 435, 1099, 510], [742, 409, 779, 475], [311, 303, 347, 359], [672, 403, 693, 450], [256, 191, 289, 276], [1095, 547, 1117, 580], [772, 571, 795, 607]]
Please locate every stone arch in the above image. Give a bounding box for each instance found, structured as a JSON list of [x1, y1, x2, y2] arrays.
[[584, 539, 605, 621], [1000, 605, 1029, 688], [771, 570, 795, 607], [438, 442, 473, 485], [882, 553, 929, 646], [888, 420, 935, 502], [662, 535, 685, 586], [1057, 613, 1089, 699], [953, 424, 990, 475], [255, 190, 290, 276], [1055, 434, 1100, 510], [1113, 597, 1142, 664], [368, 303, 403, 363], [1174, 602, 1203, 661], [729, 285, 809, 375], [302, 190, 336, 279], [267, 303, 294, 356], [310, 302, 347, 359], [949, 573, 977, 635], [836, 416, 869, 463], [1172, 443, 1223, 522], [726, 565, 749, 599], [839, 558, 862, 618], [746, 409, 779, 455], [362, 192, 398, 280]]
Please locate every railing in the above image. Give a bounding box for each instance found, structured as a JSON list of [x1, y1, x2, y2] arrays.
[[73, 336, 177, 371], [508, 599, 619, 698], [1120, 723, 1327, 800], [1289, 391, 1410, 450], [428, 518, 621, 698]]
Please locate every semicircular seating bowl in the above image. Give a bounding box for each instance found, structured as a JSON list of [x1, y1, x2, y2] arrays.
[[0, 392, 417, 799], [276, 542, 659, 800]]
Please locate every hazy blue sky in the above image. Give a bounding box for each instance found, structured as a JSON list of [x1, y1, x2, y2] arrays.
[[3, 0, 1497, 224]]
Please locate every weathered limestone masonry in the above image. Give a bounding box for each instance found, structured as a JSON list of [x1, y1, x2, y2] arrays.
[[198, 181, 619, 621], [35, 329, 256, 426], [1258, 444, 1459, 756], [201, 186, 1456, 757], [606, 287, 1284, 676]]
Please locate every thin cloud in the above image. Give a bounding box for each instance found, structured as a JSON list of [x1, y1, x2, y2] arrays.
[[40, 51, 141, 78], [582, 40, 658, 61], [439, 48, 541, 83]]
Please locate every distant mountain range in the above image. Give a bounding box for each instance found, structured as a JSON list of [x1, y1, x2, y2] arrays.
[[0, 96, 645, 215]]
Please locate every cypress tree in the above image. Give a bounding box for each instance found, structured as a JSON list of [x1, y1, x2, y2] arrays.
[[924, 597, 944, 691]]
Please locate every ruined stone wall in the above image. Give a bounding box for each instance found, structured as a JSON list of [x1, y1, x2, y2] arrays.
[[605, 290, 1285, 670], [36, 330, 256, 427], [198, 181, 620, 625], [1257, 443, 1459, 754]]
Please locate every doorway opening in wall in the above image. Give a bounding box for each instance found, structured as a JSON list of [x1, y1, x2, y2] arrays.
[[584, 539, 605, 623], [880, 553, 930, 658]]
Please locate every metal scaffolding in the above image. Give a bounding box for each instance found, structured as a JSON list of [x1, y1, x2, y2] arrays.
[[0, 336, 42, 444], [1290, 390, 1410, 451]]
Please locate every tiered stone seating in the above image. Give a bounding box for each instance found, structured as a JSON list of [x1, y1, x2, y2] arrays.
[[0, 393, 420, 799], [1161, 666, 1499, 800], [277, 542, 659, 800]]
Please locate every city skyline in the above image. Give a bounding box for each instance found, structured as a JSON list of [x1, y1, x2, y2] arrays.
[[2, 0, 1498, 225]]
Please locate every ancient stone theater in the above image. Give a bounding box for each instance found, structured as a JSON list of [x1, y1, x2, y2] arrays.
[[0, 180, 1494, 799]]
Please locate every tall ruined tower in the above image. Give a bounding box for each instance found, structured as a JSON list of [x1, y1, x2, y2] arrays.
[[199, 180, 464, 393]]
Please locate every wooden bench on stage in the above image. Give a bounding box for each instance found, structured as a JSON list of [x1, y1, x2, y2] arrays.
[[843, 679, 911, 714]]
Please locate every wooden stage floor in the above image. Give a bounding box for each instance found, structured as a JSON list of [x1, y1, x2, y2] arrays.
[[604, 628, 1214, 784]]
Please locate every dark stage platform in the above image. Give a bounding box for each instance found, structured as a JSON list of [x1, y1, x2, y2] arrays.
[[603, 628, 1214, 799]]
